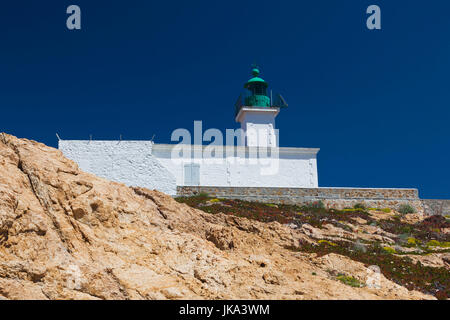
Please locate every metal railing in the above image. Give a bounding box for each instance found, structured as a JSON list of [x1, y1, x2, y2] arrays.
[[235, 91, 288, 117]]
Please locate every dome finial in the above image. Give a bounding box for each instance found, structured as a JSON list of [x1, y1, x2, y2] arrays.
[[251, 63, 260, 77]]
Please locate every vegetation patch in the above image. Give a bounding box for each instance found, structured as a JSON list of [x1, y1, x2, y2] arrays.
[[176, 195, 374, 228], [176, 195, 450, 299], [420, 215, 450, 229], [368, 208, 391, 213], [342, 208, 365, 212], [286, 241, 450, 300], [398, 204, 416, 215], [198, 192, 209, 197], [318, 240, 338, 247], [382, 246, 396, 254], [336, 274, 364, 288], [407, 237, 420, 247], [353, 203, 366, 210], [304, 201, 325, 209], [427, 240, 450, 248]]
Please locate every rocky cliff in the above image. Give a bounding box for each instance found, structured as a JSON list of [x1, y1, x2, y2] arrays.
[[0, 133, 436, 299]]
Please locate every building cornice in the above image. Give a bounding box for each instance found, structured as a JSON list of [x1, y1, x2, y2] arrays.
[[152, 143, 319, 155], [235, 107, 280, 122], [59, 141, 320, 155]]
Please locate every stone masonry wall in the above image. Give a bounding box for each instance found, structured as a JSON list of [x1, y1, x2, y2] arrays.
[[176, 186, 447, 216], [421, 199, 450, 216]]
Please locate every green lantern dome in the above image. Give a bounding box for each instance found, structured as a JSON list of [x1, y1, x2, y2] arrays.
[[244, 67, 269, 89], [243, 66, 271, 107]]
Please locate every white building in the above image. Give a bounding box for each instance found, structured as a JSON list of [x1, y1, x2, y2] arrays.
[[59, 67, 320, 196]]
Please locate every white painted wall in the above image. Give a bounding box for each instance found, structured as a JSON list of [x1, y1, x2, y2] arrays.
[[58, 141, 319, 194], [152, 144, 319, 188], [236, 108, 279, 147], [58, 140, 177, 195]]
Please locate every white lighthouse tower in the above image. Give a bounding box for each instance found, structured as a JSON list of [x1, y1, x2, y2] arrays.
[[235, 66, 286, 147]]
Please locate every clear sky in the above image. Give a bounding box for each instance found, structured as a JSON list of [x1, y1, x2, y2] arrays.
[[1, 1, 449, 198]]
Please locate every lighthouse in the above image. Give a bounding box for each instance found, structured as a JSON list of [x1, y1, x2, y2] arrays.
[[59, 64, 319, 194], [235, 66, 287, 148]]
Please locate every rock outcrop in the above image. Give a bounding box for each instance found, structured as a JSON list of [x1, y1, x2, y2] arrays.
[[0, 133, 433, 300]]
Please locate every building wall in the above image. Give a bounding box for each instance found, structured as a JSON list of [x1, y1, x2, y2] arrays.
[[152, 144, 319, 188], [58, 140, 177, 195], [237, 108, 279, 147], [58, 141, 318, 193]]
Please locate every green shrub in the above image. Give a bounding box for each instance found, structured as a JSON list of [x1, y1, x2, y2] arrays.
[[427, 240, 450, 248], [353, 203, 366, 210], [427, 240, 440, 247], [368, 208, 391, 213], [398, 204, 416, 215], [304, 201, 325, 209], [353, 240, 367, 253], [336, 274, 363, 288], [383, 246, 397, 254], [407, 237, 420, 246], [318, 239, 338, 247], [342, 207, 365, 212]]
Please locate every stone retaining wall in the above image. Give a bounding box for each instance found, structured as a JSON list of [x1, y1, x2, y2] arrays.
[[422, 199, 450, 216], [177, 186, 448, 216]]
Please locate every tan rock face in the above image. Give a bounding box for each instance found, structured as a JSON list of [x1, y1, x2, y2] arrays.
[[0, 133, 434, 300]]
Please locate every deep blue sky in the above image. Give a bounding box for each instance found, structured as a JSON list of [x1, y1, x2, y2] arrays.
[[1, 1, 449, 198]]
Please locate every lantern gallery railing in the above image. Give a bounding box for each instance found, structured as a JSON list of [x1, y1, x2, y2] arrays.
[[234, 92, 288, 117]]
